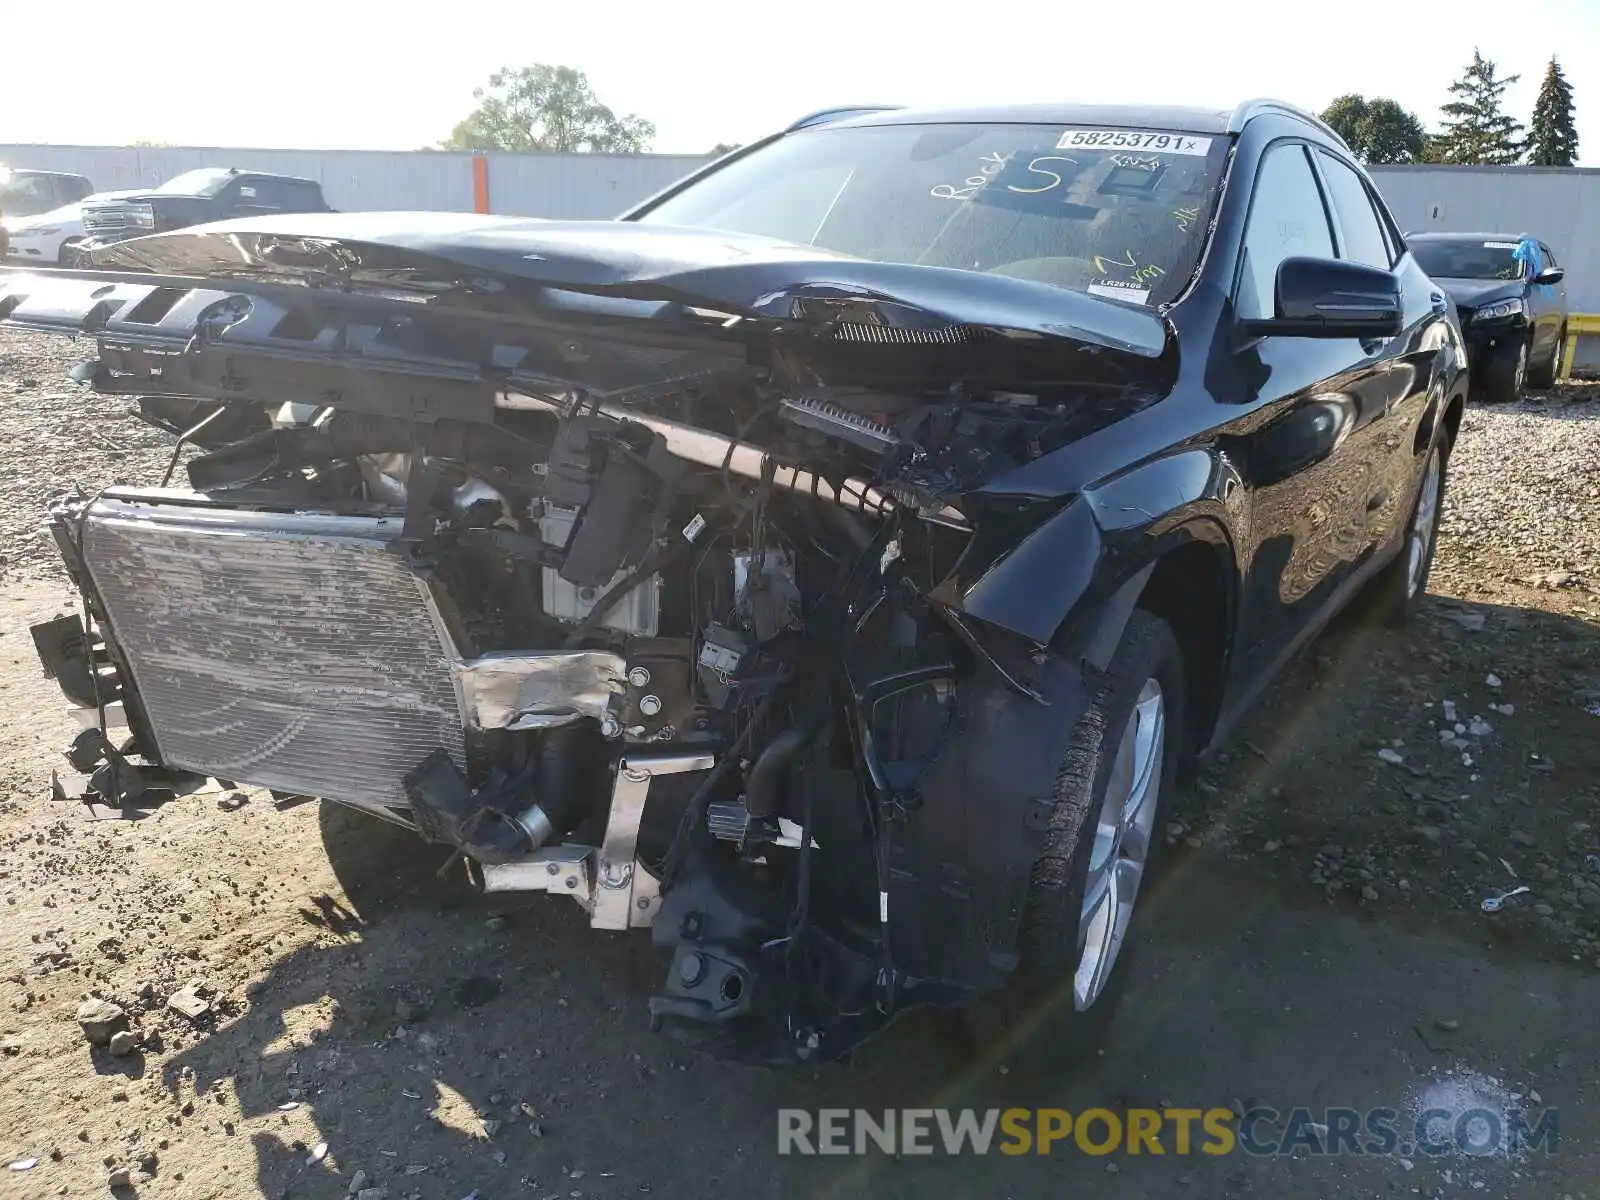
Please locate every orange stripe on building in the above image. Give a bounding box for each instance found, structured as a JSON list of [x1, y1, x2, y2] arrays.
[[472, 155, 491, 214]]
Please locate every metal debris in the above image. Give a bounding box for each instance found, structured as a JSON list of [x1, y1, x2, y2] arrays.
[[1481, 886, 1531, 913], [8, 1158, 36, 1171], [306, 1142, 328, 1166], [1485, 673, 1502, 688]]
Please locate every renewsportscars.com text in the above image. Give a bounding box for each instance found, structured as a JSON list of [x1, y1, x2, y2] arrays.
[[777, 1106, 1558, 1157]]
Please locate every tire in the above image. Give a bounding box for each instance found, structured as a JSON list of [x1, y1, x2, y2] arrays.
[[960, 610, 1185, 1069], [1525, 325, 1564, 391], [1475, 336, 1528, 403], [58, 241, 83, 268], [1364, 437, 1447, 628]]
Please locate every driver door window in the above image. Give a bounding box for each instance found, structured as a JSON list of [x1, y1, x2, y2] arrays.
[[1235, 144, 1335, 321]]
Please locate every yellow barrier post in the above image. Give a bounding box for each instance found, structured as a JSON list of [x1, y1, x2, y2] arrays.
[[1560, 314, 1600, 381]]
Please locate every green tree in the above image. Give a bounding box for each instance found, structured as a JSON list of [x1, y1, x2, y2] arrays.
[[709, 142, 742, 155], [1526, 57, 1579, 166], [1436, 50, 1525, 164], [441, 65, 656, 153], [1320, 95, 1426, 163]]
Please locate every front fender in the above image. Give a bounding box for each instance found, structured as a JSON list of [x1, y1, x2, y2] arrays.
[[948, 446, 1238, 651]]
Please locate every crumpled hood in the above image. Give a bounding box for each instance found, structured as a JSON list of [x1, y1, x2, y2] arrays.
[[85, 211, 1170, 359], [1436, 277, 1524, 309]]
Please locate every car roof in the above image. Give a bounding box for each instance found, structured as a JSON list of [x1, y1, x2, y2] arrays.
[[820, 103, 1233, 133], [798, 98, 1341, 141], [4, 169, 91, 180], [1408, 231, 1534, 242]]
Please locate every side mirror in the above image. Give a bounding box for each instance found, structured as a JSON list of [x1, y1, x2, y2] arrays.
[[1532, 266, 1564, 285], [1241, 256, 1403, 339]]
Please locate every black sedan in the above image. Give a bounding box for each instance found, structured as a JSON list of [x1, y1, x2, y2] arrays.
[[1, 98, 1466, 1066], [1409, 232, 1568, 401]]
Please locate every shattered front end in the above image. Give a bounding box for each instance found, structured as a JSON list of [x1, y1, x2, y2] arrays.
[[5, 220, 1168, 1061]]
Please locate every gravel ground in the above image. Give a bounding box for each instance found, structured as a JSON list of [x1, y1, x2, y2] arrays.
[[0, 326, 1596, 1199], [0, 333, 177, 582]]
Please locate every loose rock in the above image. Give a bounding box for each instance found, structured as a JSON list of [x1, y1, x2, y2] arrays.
[[76, 997, 128, 1046], [167, 986, 210, 1021], [107, 1029, 141, 1056]]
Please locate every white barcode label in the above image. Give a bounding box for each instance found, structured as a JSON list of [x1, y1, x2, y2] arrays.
[[1056, 129, 1212, 156], [682, 512, 707, 542]]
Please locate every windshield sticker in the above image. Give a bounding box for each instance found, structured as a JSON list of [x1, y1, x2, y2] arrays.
[[1092, 249, 1166, 288], [1057, 130, 1212, 155], [1089, 280, 1151, 304], [1483, 241, 1520, 249], [1107, 153, 1164, 172]]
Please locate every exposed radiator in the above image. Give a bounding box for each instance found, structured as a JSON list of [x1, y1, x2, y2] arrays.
[[76, 490, 465, 819]]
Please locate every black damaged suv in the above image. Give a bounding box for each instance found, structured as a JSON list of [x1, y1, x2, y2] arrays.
[[3, 99, 1467, 1066], [1409, 232, 1568, 401]]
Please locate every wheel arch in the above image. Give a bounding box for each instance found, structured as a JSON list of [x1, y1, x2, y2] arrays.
[[1059, 516, 1238, 757]]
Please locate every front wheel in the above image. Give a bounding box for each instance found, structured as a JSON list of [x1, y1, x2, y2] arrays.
[[960, 610, 1185, 1067], [1525, 324, 1565, 391], [1363, 440, 1446, 628], [1475, 337, 1528, 403], [58, 240, 84, 268]]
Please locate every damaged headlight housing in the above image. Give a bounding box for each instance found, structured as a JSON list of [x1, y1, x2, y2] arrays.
[[1474, 297, 1525, 322], [128, 203, 156, 230]]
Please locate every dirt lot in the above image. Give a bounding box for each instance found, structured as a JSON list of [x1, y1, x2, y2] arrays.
[[0, 328, 1597, 1200]]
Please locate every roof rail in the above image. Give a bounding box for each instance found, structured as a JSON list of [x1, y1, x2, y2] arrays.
[[785, 104, 903, 132], [1228, 99, 1350, 150]]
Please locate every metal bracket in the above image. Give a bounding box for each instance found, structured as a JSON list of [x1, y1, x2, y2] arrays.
[[593, 751, 714, 931], [473, 845, 596, 909]]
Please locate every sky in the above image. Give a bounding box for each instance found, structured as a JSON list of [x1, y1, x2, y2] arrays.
[[11, 0, 1598, 160]]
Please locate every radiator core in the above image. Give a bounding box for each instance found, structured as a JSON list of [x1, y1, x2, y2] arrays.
[[78, 491, 466, 817]]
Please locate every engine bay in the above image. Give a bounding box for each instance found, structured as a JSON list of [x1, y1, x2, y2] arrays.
[[5, 254, 1159, 1062]]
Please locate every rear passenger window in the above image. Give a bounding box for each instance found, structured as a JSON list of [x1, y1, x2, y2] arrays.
[[1236, 144, 1335, 321], [1316, 152, 1391, 269]]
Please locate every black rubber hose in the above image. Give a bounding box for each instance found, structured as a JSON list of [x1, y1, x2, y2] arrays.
[[660, 687, 784, 886], [744, 702, 829, 818]]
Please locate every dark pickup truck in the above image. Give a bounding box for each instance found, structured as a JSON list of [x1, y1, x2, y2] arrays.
[[73, 168, 331, 263]]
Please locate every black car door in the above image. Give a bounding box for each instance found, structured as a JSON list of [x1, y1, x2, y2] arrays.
[[1311, 149, 1441, 559], [1532, 241, 1568, 361], [1229, 141, 1400, 682]]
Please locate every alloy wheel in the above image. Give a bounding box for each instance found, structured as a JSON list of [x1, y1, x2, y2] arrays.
[[1074, 678, 1164, 1010]]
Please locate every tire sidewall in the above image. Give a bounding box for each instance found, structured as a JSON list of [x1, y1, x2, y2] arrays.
[[971, 611, 1185, 1062], [1380, 437, 1449, 626]]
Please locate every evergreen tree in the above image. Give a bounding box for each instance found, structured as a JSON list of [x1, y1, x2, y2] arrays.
[[1526, 57, 1579, 166], [1436, 51, 1525, 165]]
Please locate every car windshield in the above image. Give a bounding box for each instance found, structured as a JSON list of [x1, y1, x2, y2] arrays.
[[0, 172, 61, 218], [1411, 238, 1527, 281], [635, 121, 1230, 308], [155, 169, 238, 197]]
